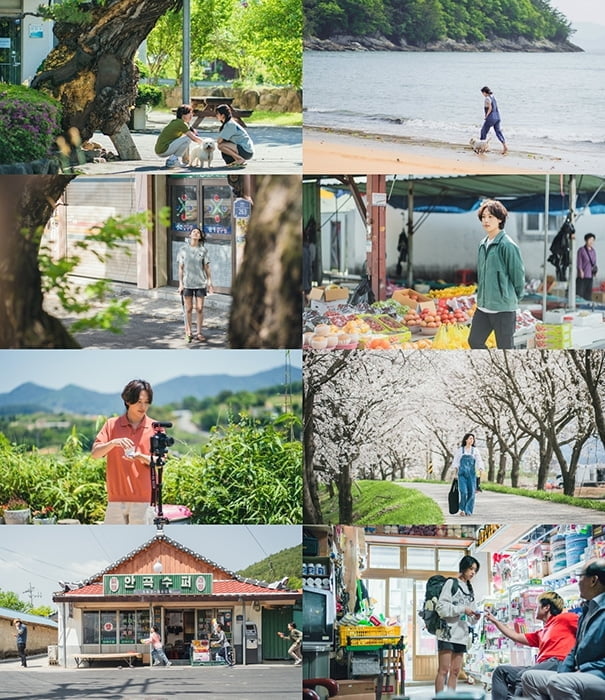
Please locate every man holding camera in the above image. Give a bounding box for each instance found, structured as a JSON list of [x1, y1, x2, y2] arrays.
[[92, 379, 157, 525]]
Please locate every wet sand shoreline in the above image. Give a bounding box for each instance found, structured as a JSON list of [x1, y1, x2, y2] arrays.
[[303, 126, 604, 174]]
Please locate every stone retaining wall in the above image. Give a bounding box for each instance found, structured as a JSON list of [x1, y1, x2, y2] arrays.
[[164, 86, 301, 113]]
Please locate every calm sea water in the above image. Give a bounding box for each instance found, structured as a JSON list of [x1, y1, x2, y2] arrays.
[[303, 51, 605, 153]]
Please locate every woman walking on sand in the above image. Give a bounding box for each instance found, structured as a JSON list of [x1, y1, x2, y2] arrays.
[[479, 86, 507, 154]]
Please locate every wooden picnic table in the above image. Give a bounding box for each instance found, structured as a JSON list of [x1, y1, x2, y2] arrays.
[[73, 651, 143, 668], [189, 95, 253, 129]]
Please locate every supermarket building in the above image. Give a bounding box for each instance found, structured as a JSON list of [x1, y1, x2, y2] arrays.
[[53, 532, 301, 668]]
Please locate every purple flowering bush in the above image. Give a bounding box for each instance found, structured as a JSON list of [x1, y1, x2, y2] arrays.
[[0, 85, 63, 163]]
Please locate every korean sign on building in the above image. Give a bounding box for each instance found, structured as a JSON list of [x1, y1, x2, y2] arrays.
[[103, 574, 213, 595]]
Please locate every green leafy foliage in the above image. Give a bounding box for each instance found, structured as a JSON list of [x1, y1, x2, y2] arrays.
[[164, 414, 302, 524], [304, 0, 573, 45], [36, 0, 93, 25], [145, 0, 302, 87], [0, 85, 63, 163], [238, 545, 303, 590], [0, 590, 29, 612], [0, 414, 302, 525], [135, 84, 164, 107], [39, 211, 153, 335]]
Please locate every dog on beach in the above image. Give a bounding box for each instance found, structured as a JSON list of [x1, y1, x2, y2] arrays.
[[189, 138, 216, 168], [469, 136, 491, 154]]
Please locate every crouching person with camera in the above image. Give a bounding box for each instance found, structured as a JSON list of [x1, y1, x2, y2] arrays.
[[92, 379, 158, 525]]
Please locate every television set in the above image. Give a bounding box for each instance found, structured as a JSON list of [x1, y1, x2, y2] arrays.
[[302, 586, 335, 645]]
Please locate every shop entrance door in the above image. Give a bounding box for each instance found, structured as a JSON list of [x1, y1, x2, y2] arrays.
[[163, 609, 195, 661], [0, 17, 21, 84], [412, 579, 438, 681]]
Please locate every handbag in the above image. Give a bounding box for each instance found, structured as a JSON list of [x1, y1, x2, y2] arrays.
[[448, 478, 459, 515]]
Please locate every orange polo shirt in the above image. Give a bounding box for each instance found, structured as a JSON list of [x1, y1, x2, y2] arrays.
[[525, 611, 579, 662], [94, 414, 156, 502]]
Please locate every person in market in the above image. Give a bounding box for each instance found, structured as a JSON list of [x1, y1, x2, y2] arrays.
[[576, 233, 597, 302], [434, 555, 482, 694], [452, 433, 484, 516], [154, 104, 208, 168], [91, 379, 157, 525], [468, 199, 525, 350], [521, 559, 605, 700], [13, 618, 27, 668], [213, 623, 235, 666], [486, 591, 578, 700], [277, 621, 303, 666], [177, 227, 213, 343], [141, 625, 172, 667]]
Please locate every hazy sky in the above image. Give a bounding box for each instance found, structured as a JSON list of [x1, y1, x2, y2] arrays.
[[0, 350, 302, 393], [0, 525, 301, 610], [551, 0, 605, 25]]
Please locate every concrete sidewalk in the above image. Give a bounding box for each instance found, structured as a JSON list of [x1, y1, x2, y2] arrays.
[[0, 656, 301, 699], [76, 110, 302, 175], [403, 482, 603, 524], [45, 284, 231, 350]]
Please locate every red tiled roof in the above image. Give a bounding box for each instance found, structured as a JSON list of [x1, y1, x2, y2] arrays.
[[62, 579, 295, 597]]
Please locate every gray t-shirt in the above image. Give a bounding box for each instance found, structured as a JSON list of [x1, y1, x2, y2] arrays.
[[177, 243, 210, 288]]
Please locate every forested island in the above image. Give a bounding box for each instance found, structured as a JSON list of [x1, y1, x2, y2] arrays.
[[304, 0, 582, 51]]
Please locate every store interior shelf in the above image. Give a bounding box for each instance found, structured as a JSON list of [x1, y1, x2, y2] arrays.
[[472, 523, 535, 553]]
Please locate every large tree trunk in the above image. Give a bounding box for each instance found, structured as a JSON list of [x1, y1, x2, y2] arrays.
[[0, 175, 78, 347], [31, 0, 180, 155], [229, 175, 302, 348]]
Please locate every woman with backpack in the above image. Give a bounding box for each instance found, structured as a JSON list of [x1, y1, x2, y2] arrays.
[[452, 433, 485, 516], [434, 555, 481, 694]]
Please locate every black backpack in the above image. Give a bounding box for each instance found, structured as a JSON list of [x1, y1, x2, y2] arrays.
[[418, 575, 459, 636]]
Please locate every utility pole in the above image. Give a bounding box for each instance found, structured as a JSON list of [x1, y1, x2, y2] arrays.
[[23, 582, 42, 608]]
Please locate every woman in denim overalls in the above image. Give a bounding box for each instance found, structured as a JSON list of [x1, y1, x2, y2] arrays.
[[452, 433, 484, 516]]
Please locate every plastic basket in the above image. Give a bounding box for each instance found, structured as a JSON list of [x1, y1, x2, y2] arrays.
[[351, 652, 381, 675], [338, 625, 401, 647]]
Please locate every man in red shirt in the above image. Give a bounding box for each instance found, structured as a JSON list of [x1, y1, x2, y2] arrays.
[[92, 379, 157, 524], [485, 591, 578, 700]]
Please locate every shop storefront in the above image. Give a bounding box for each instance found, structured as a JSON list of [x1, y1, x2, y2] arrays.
[[303, 524, 605, 697], [44, 174, 252, 294], [54, 532, 300, 668], [0, 1, 55, 85]]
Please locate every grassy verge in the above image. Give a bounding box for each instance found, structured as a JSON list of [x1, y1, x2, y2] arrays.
[[401, 479, 605, 512], [243, 110, 301, 126], [319, 480, 444, 524]]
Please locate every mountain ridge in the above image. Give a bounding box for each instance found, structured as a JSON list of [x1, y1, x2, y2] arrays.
[[0, 367, 302, 416]]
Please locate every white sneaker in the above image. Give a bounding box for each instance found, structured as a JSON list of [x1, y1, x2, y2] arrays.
[[294, 658, 302, 666], [166, 661, 172, 666], [165, 155, 179, 169]]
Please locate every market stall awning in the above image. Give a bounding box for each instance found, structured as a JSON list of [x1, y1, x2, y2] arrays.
[[310, 174, 605, 213]]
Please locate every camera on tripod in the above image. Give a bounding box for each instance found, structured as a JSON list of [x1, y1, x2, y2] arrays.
[[150, 421, 174, 457]]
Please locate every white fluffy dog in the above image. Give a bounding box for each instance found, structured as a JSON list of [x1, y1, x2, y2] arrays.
[[469, 136, 491, 154], [189, 138, 216, 168]]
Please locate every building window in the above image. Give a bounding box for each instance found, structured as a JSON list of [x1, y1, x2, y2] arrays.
[[368, 545, 401, 570], [100, 611, 118, 645], [83, 611, 99, 644], [522, 213, 564, 237]]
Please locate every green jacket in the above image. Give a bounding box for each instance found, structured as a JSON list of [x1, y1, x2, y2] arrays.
[[476, 230, 525, 311]]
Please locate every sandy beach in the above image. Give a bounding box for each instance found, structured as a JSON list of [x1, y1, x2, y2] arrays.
[[304, 127, 605, 174]]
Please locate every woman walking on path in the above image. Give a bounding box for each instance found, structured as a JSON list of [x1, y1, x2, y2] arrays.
[[577, 233, 597, 301], [434, 555, 481, 694], [479, 86, 508, 154], [452, 433, 484, 516]]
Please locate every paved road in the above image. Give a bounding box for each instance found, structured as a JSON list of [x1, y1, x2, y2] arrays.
[[403, 482, 602, 524], [0, 658, 300, 699], [75, 110, 302, 175], [45, 285, 230, 350]]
